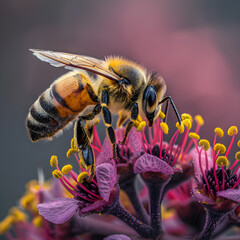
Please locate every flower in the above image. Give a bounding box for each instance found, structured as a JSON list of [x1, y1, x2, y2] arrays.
[[37, 152, 118, 224], [191, 126, 240, 209]]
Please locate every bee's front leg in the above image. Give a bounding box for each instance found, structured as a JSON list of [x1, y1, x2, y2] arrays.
[[101, 88, 117, 160], [119, 102, 139, 145]]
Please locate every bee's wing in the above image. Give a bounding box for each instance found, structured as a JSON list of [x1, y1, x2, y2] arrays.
[[30, 49, 121, 81]]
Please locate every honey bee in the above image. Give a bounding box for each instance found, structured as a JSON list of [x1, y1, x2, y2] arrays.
[[27, 50, 181, 177]]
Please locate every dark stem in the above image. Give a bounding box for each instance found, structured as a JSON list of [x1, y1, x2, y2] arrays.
[[120, 176, 150, 224], [104, 199, 154, 238], [146, 180, 169, 237], [197, 207, 231, 240]]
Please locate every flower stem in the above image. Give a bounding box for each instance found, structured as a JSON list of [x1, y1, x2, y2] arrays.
[[120, 176, 150, 224], [105, 199, 154, 238], [146, 180, 169, 237], [197, 207, 230, 240]]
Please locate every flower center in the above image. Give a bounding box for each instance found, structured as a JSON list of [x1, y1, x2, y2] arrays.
[[202, 167, 239, 197], [75, 176, 102, 204], [116, 144, 133, 163], [146, 144, 174, 166]]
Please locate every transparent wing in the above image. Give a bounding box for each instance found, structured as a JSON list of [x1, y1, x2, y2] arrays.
[[30, 49, 121, 81]]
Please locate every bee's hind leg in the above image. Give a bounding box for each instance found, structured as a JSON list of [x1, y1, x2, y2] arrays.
[[101, 88, 117, 160], [119, 102, 138, 145]]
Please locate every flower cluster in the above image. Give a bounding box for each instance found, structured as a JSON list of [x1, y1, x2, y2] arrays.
[[1, 113, 240, 240]]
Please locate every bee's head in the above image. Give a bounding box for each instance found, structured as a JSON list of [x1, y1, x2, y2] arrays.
[[142, 73, 166, 127]]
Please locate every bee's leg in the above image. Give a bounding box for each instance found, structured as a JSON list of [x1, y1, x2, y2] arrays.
[[75, 103, 102, 179], [158, 96, 181, 124], [119, 103, 138, 145], [101, 89, 117, 160]]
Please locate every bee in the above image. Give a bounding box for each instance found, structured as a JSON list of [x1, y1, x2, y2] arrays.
[[27, 49, 181, 178]]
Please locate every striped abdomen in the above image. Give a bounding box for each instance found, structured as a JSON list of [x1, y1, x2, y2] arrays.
[[27, 72, 98, 141]]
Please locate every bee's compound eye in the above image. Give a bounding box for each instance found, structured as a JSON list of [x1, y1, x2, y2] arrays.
[[143, 86, 157, 114]]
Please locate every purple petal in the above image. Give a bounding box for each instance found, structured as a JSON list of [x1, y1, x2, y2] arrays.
[[50, 178, 63, 198], [217, 188, 240, 203], [104, 235, 131, 240], [134, 153, 173, 175], [80, 200, 106, 215], [192, 188, 215, 205], [96, 163, 117, 201], [97, 136, 112, 165], [115, 128, 125, 141], [128, 128, 143, 155], [37, 198, 79, 224], [190, 147, 213, 182]]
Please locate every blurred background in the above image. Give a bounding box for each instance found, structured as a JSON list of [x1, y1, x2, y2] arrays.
[[1, 0, 240, 230]]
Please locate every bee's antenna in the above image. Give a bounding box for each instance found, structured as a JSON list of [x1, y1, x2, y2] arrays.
[[158, 96, 181, 124]]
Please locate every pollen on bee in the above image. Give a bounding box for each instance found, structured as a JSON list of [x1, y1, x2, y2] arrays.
[[198, 139, 210, 151], [214, 143, 226, 154], [136, 121, 146, 131]]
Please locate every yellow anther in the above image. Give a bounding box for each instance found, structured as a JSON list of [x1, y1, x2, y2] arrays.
[[228, 126, 238, 136], [9, 207, 27, 222], [20, 193, 35, 209], [160, 122, 169, 134], [62, 165, 73, 174], [183, 119, 192, 130], [30, 202, 38, 214], [0, 216, 14, 234], [235, 151, 240, 160], [77, 172, 89, 183], [159, 111, 165, 119], [136, 121, 146, 131], [137, 115, 143, 122], [194, 115, 204, 126], [71, 137, 77, 149], [66, 148, 78, 158], [238, 140, 240, 148], [176, 122, 185, 134], [214, 128, 224, 137], [32, 216, 43, 227], [181, 113, 193, 122], [52, 170, 63, 179], [189, 132, 200, 140], [216, 156, 229, 167], [50, 155, 58, 167], [199, 139, 210, 151], [214, 143, 226, 154]]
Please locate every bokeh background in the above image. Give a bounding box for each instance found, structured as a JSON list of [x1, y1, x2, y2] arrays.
[[1, 0, 240, 234]]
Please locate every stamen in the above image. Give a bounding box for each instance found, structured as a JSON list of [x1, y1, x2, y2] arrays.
[[194, 115, 204, 126], [189, 132, 200, 140], [142, 130, 152, 154], [52, 170, 63, 179], [198, 139, 210, 151], [227, 126, 238, 136], [181, 113, 193, 122], [221, 163, 225, 190], [66, 148, 78, 158], [91, 144, 101, 152], [159, 111, 165, 119], [0, 216, 14, 234], [199, 148, 210, 192], [216, 156, 228, 167], [50, 155, 58, 167], [62, 165, 73, 175], [9, 207, 27, 222], [214, 128, 224, 137], [230, 151, 240, 171], [71, 137, 77, 149], [160, 122, 169, 135], [238, 140, 240, 148], [136, 121, 146, 131], [93, 126, 102, 148], [77, 172, 89, 183], [214, 143, 226, 154], [32, 216, 43, 227], [176, 122, 185, 134], [183, 119, 192, 130], [225, 128, 237, 157]]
